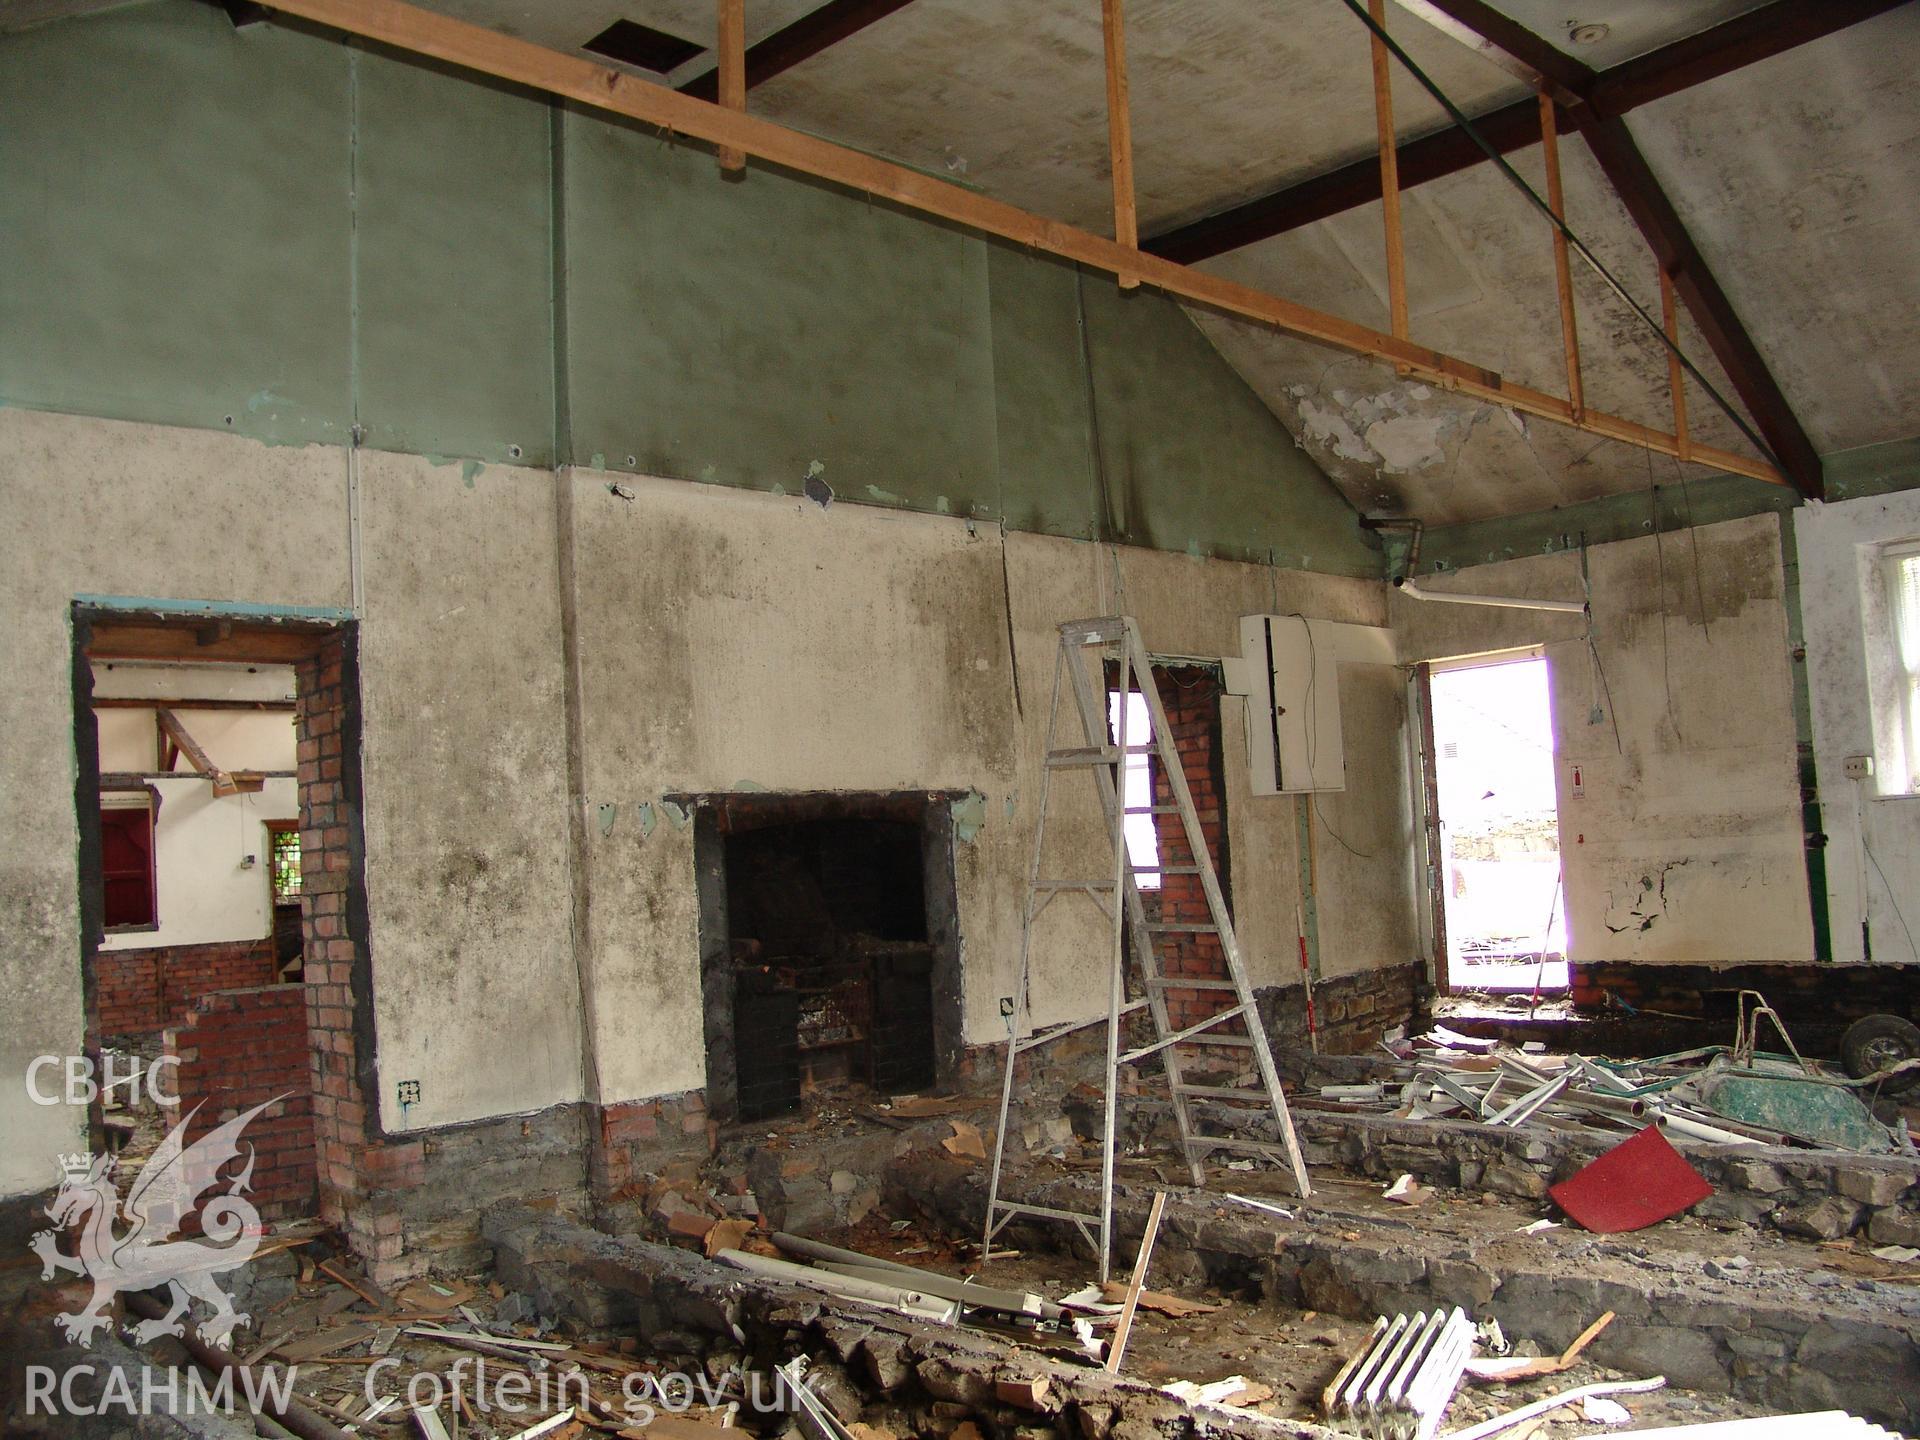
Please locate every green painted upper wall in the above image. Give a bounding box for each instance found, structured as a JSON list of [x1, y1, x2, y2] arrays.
[[0, 0, 1377, 576]]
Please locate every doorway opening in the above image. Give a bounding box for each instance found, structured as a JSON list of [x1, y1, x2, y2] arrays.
[[72, 605, 353, 1218], [1425, 652, 1567, 992]]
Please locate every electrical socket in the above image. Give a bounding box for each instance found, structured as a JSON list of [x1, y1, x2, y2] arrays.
[[397, 1079, 421, 1106], [998, 996, 1015, 1017], [1844, 755, 1875, 782]]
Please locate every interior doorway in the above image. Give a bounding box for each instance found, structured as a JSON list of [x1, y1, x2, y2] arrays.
[[1424, 652, 1567, 993]]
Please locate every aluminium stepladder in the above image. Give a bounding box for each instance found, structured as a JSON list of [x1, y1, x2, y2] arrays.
[[981, 617, 1312, 1282]]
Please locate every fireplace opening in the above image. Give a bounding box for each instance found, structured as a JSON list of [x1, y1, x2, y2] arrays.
[[689, 792, 963, 1124]]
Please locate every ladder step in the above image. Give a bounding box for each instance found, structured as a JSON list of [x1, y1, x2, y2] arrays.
[[1033, 879, 1118, 892], [991, 1199, 1102, 1226], [1147, 922, 1218, 934], [1175, 1084, 1273, 1101], [1046, 745, 1154, 768], [1124, 805, 1180, 815], [1146, 978, 1241, 991], [1120, 1004, 1250, 1065], [1176, 1034, 1256, 1047], [1061, 619, 1126, 645], [1186, 1137, 1297, 1158]]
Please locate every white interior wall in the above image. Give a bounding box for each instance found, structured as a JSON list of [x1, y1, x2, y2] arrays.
[[1795, 492, 1920, 965], [97, 776, 299, 949]]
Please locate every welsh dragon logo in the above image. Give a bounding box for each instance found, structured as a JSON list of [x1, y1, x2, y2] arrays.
[[30, 1097, 282, 1349]]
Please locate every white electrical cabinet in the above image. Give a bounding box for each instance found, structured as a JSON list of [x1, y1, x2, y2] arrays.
[[1220, 615, 1396, 795]]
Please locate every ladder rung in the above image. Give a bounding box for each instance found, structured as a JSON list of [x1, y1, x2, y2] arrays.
[[1033, 879, 1117, 892], [1176, 1034, 1256, 1047], [1046, 746, 1118, 766], [1176, 1084, 1272, 1101], [1124, 805, 1180, 815], [1146, 978, 1240, 991], [991, 1199, 1102, 1225], [1061, 619, 1125, 645], [1120, 1004, 1250, 1065], [1147, 922, 1218, 934], [1187, 1137, 1296, 1157], [1158, 865, 1201, 875]]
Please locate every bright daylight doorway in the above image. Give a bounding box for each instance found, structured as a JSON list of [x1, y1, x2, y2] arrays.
[[1429, 653, 1567, 992]]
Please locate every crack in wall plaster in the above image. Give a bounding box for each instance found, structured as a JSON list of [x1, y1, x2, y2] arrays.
[[1605, 858, 1691, 934]]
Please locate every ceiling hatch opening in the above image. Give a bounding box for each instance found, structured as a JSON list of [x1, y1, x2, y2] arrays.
[[581, 19, 705, 74], [1429, 654, 1568, 993]]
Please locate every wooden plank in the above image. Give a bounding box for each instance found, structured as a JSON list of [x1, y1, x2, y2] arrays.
[[94, 697, 298, 712], [154, 708, 240, 796], [1368, 0, 1409, 343], [1103, 1189, 1167, 1373], [1537, 89, 1583, 420], [715, 0, 745, 173], [85, 620, 332, 664], [1660, 265, 1691, 464], [1101, 0, 1139, 289], [261, 0, 1784, 489]]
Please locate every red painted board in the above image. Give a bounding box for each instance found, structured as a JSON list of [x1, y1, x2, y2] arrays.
[[1549, 1125, 1714, 1233]]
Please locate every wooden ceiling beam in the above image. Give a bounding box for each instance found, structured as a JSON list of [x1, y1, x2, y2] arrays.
[[259, 0, 1782, 488], [85, 619, 334, 665], [1347, 0, 1826, 497], [1147, 1, 1906, 265], [94, 697, 298, 712], [677, 0, 918, 101]]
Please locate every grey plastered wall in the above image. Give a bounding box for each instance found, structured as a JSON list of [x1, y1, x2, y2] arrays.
[[557, 470, 1023, 1103], [353, 452, 581, 1131], [1392, 512, 1814, 965], [0, 409, 354, 1197]]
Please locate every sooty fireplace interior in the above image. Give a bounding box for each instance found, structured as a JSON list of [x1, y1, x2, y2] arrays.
[[688, 792, 964, 1123]]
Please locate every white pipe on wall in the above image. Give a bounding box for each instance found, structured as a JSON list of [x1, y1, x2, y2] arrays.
[[1394, 576, 1587, 615]]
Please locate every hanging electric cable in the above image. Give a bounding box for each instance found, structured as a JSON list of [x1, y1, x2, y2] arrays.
[[1335, 0, 1781, 475]]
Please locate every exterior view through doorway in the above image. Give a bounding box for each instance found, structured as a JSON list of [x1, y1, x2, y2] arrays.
[[1426, 652, 1567, 993]]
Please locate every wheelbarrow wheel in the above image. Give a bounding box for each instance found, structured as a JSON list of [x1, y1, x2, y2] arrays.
[[1840, 1013, 1920, 1095]]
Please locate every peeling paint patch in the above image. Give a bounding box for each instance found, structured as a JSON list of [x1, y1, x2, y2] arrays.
[[660, 798, 692, 828], [866, 483, 905, 505], [461, 459, 482, 488], [1605, 859, 1690, 934], [803, 460, 833, 508], [733, 779, 768, 793], [1364, 413, 1448, 472], [1297, 399, 1375, 465], [952, 789, 987, 844], [635, 801, 656, 839], [595, 801, 618, 836]]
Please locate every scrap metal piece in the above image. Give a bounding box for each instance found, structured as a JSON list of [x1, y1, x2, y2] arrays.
[[1324, 1307, 1472, 1439]]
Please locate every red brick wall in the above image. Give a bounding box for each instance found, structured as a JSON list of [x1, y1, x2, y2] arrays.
[[88, 938, 277, 1043], [294, 634, 381, 1236], [1144, 667, 1241, 1039], [164, 984, 316, 1218]]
